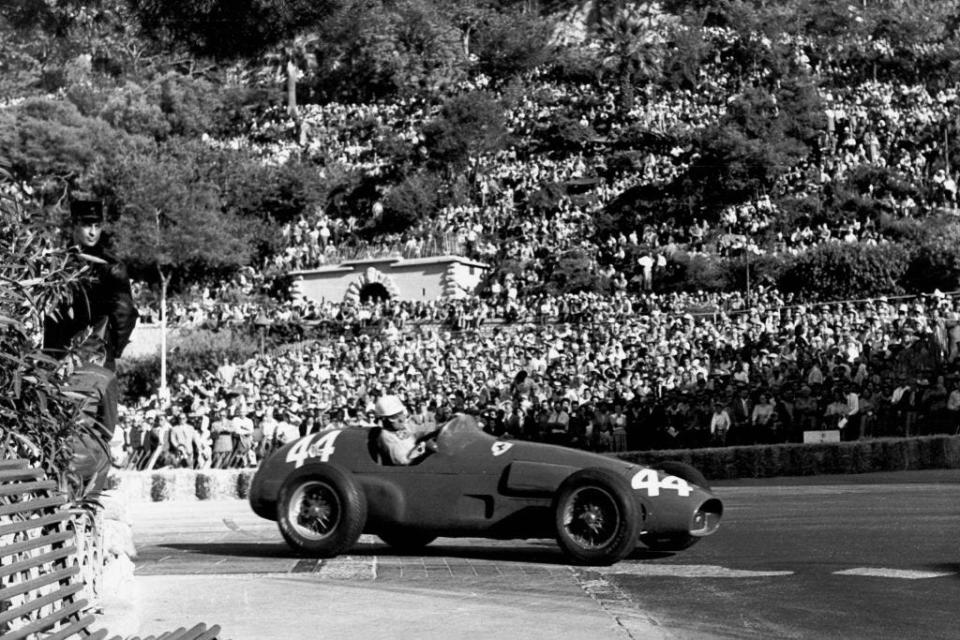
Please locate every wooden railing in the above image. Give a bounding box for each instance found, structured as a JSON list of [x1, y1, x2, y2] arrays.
[[0, 458, 225, 640]]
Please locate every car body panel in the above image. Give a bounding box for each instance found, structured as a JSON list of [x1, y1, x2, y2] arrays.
[[249, 414, 722, 544]]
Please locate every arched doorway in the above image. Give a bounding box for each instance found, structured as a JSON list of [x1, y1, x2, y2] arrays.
[[359, 282, 390, 303], [343, 267, 400, 304]]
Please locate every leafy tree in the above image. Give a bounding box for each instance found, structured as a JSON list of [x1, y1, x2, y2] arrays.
[[102, 139, 255, 399], [310, 0, 467, 101], [376, 171, 442, 235], [97, 81, 171, 139], [471, 6, 553, 81], [685, 80, 824, 212], [422, 91, 507, 173], [0, 97, 125, 200], [130, 0, 341, 119], [1, 0, 160, 93], [595, 2, 670, 114]]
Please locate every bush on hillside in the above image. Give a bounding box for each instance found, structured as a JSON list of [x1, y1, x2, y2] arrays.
[[472, 8, 553, 81], [422, 91, 508, 172], [98, 82, 172, 140], [659, 251, 730, 292], [778, 242, 909, 301], [377, 172, 442, 234], [544, 249, 610, 295], [538, 115, 598, 153], [904, 223, 960, 293], [155, 73, 226, 138]]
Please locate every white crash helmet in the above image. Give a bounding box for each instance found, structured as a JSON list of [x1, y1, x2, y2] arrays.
[[374, 394, 406, 418]]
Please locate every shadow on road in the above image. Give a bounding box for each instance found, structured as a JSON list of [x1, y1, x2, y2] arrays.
[[159, 540, 676, 565]]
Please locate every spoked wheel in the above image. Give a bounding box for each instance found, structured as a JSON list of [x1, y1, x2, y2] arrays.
[[289, 481, 340, 541], [554, 468, 639, 566], [277, 465, 367, 557], [562, 487, 620, 549]]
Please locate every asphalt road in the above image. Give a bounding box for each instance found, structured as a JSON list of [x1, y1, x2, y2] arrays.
[[128, 470, 960, 640]]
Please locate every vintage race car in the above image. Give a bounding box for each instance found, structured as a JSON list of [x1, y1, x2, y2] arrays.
[[249, 415, 722, 566]]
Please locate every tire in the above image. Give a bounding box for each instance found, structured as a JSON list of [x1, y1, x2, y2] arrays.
[[276, 465, 367, 557], [656, 461, 710, 490], [378, 529, 438, 551], [639, 533, 700, 552], [553, 468, 640, 566]]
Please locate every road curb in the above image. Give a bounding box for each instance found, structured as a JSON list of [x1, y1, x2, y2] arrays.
[[107, 469, 256, 501]]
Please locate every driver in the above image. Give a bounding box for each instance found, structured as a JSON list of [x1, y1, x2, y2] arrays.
[[375, 394, 437, 465]]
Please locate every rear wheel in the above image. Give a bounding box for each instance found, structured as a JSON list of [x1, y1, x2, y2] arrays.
[[277, 465, 367, 557], [553, 468, 640, 566], [378, 529, 437, 551]]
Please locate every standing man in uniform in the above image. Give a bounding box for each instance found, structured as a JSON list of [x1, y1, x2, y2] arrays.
[[44, 198, 139, 493], [44, 198, 139, 370]]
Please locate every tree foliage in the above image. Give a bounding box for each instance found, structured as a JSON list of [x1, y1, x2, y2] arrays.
[[422, 91, 508, 171], [0, 164, 107, 499], [309, 0, 468, 101], [471, 6, 553, 81], [129, 0, 340, 60], [685, 78, 824, 213], [779, 242, 909, 301], [102, 139, 255, 286], [0, 98, 126, 200]]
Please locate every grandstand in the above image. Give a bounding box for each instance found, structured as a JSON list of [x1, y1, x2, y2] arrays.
[[3, 0, 960, 466]]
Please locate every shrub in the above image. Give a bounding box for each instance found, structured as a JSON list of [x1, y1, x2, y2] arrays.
[[778, 242, 909, 301], [154, 73, 225, 138], [660, 251, 730, 292], [98, 82, 172, 140], [422, 91, 508, 172], [544, 249, 609, 295], [904, 223, 960, 293], [0, 173, 106, 500], [377, 172, 442, 234], [472, 8, 552, 81], [538, 115, 598, 152]]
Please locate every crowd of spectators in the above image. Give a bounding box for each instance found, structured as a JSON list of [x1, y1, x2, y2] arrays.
[[112, 24, 960, 468], [116, 288, 960, 469], [242, 27, 960, 298]]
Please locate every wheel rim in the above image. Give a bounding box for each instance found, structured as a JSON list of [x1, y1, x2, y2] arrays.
[[288, 480, 341, 541], [561, 486, 621, 549]]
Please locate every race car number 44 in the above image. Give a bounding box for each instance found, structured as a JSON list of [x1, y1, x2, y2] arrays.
[[631, 469, 692, 497], [286, 430, 343, 468]]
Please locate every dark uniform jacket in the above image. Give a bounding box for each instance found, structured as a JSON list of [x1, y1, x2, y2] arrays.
[[43, 243, 139, 370]]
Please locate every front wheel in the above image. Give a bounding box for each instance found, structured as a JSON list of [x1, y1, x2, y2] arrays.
[[277, 465, 367, 557], [553, 468, 640, 566]]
